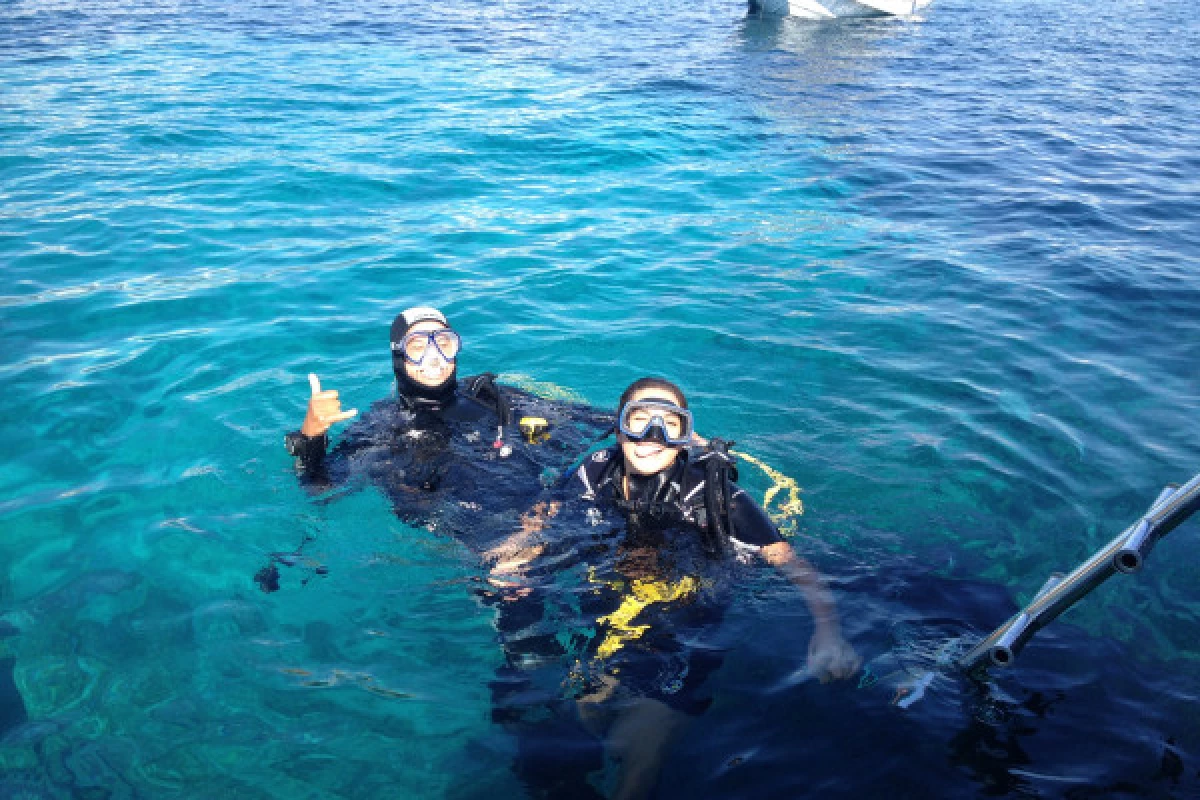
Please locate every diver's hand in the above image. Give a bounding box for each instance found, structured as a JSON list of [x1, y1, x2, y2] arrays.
[[486, 546, 541, 601], [484, 538, 546, 581], [482, 502, 559, 595], [807, 627, 861, 683], [301, 373, 358, 436], [486, 563, 535, 601]]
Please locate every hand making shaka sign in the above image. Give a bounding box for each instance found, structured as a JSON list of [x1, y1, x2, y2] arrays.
[[300, 373, 358, 437]]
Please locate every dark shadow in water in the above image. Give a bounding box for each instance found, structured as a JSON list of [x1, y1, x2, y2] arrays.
[[0, 656, 28, 740], [659, 564, 1200, 798], [470, 559, 1200, 798]]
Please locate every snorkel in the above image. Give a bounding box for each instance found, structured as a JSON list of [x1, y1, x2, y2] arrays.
[[391, 307, 458, 408]]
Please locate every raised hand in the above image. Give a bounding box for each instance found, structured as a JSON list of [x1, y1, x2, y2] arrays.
[[300, 373, 358, 436]]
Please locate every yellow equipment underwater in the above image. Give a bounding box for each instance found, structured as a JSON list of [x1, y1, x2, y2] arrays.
[[588, 568, 700, 660], [518, 416, 550, 444]]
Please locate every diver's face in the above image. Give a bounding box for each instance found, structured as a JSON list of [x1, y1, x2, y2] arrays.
[[403, 320, 456, 388], [619, 387, 684, 476]]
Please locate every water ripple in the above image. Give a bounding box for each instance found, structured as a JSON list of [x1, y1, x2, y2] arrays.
[[2, 0, 1199, 796]]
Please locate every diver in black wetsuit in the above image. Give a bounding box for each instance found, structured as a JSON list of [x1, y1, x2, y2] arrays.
[[486, 376, 859, 800], [263, 306, 612, 590], [285, 305, 495, 474]]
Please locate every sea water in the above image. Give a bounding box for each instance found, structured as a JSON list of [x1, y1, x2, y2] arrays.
[[2, 0, 1198, 796]]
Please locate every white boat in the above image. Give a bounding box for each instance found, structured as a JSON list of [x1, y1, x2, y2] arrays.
[[750, 0, 932, 18]]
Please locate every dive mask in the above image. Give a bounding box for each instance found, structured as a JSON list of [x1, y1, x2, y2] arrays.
[[393, 329, 462, 365], [617, 398, 693, 447]]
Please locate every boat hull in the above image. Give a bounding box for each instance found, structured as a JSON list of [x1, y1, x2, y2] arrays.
[[750, 0, 931, 18]]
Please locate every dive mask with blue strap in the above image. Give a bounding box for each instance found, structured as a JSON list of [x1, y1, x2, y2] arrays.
[[393, 329, 462, 365]]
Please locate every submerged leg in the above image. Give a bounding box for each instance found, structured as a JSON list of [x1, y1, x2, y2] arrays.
[[606, 697, 687, 800], [487, 592, 605, 799]]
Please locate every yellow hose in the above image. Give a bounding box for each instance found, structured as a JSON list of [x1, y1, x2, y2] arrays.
[[496, 372, 588, 404], [731, 449, 804, 534]]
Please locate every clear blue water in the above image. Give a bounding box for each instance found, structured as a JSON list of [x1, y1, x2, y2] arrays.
[[2, 0, 1199, 796]]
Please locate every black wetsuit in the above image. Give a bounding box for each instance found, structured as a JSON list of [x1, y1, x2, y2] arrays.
[[264, 376, 613, 589], [487, 446, 787, 798], [573, 445, 785, 556], [494, 445, 785, 700], [567, 446, 784, 708]]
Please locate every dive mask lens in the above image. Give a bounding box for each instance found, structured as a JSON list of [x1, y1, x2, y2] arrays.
[[397, 329, 461, 365], [431, 330, 461, 360], [618, 400, 693, 446]]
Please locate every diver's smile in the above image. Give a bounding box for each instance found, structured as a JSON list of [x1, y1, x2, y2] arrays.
[[633, 442, 666, 459]]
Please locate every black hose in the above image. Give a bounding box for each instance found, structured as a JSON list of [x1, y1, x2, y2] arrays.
[[701, 440, 737, 558]]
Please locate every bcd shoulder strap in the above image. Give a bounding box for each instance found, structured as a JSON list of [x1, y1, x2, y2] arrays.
[[697, 439, 738, 557], [462, 373, 513, 427]]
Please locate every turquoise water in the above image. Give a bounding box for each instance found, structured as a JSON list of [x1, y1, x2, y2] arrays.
[[2, 0, 1199, 796]]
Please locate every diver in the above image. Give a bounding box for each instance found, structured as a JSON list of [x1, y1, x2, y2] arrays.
[[265, 305, 611, 591], [485, 376, 860, 800], [286, 305, 493, 470]]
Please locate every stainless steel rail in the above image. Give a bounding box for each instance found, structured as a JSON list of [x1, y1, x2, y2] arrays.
[[959, 473, 1200, 674]]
